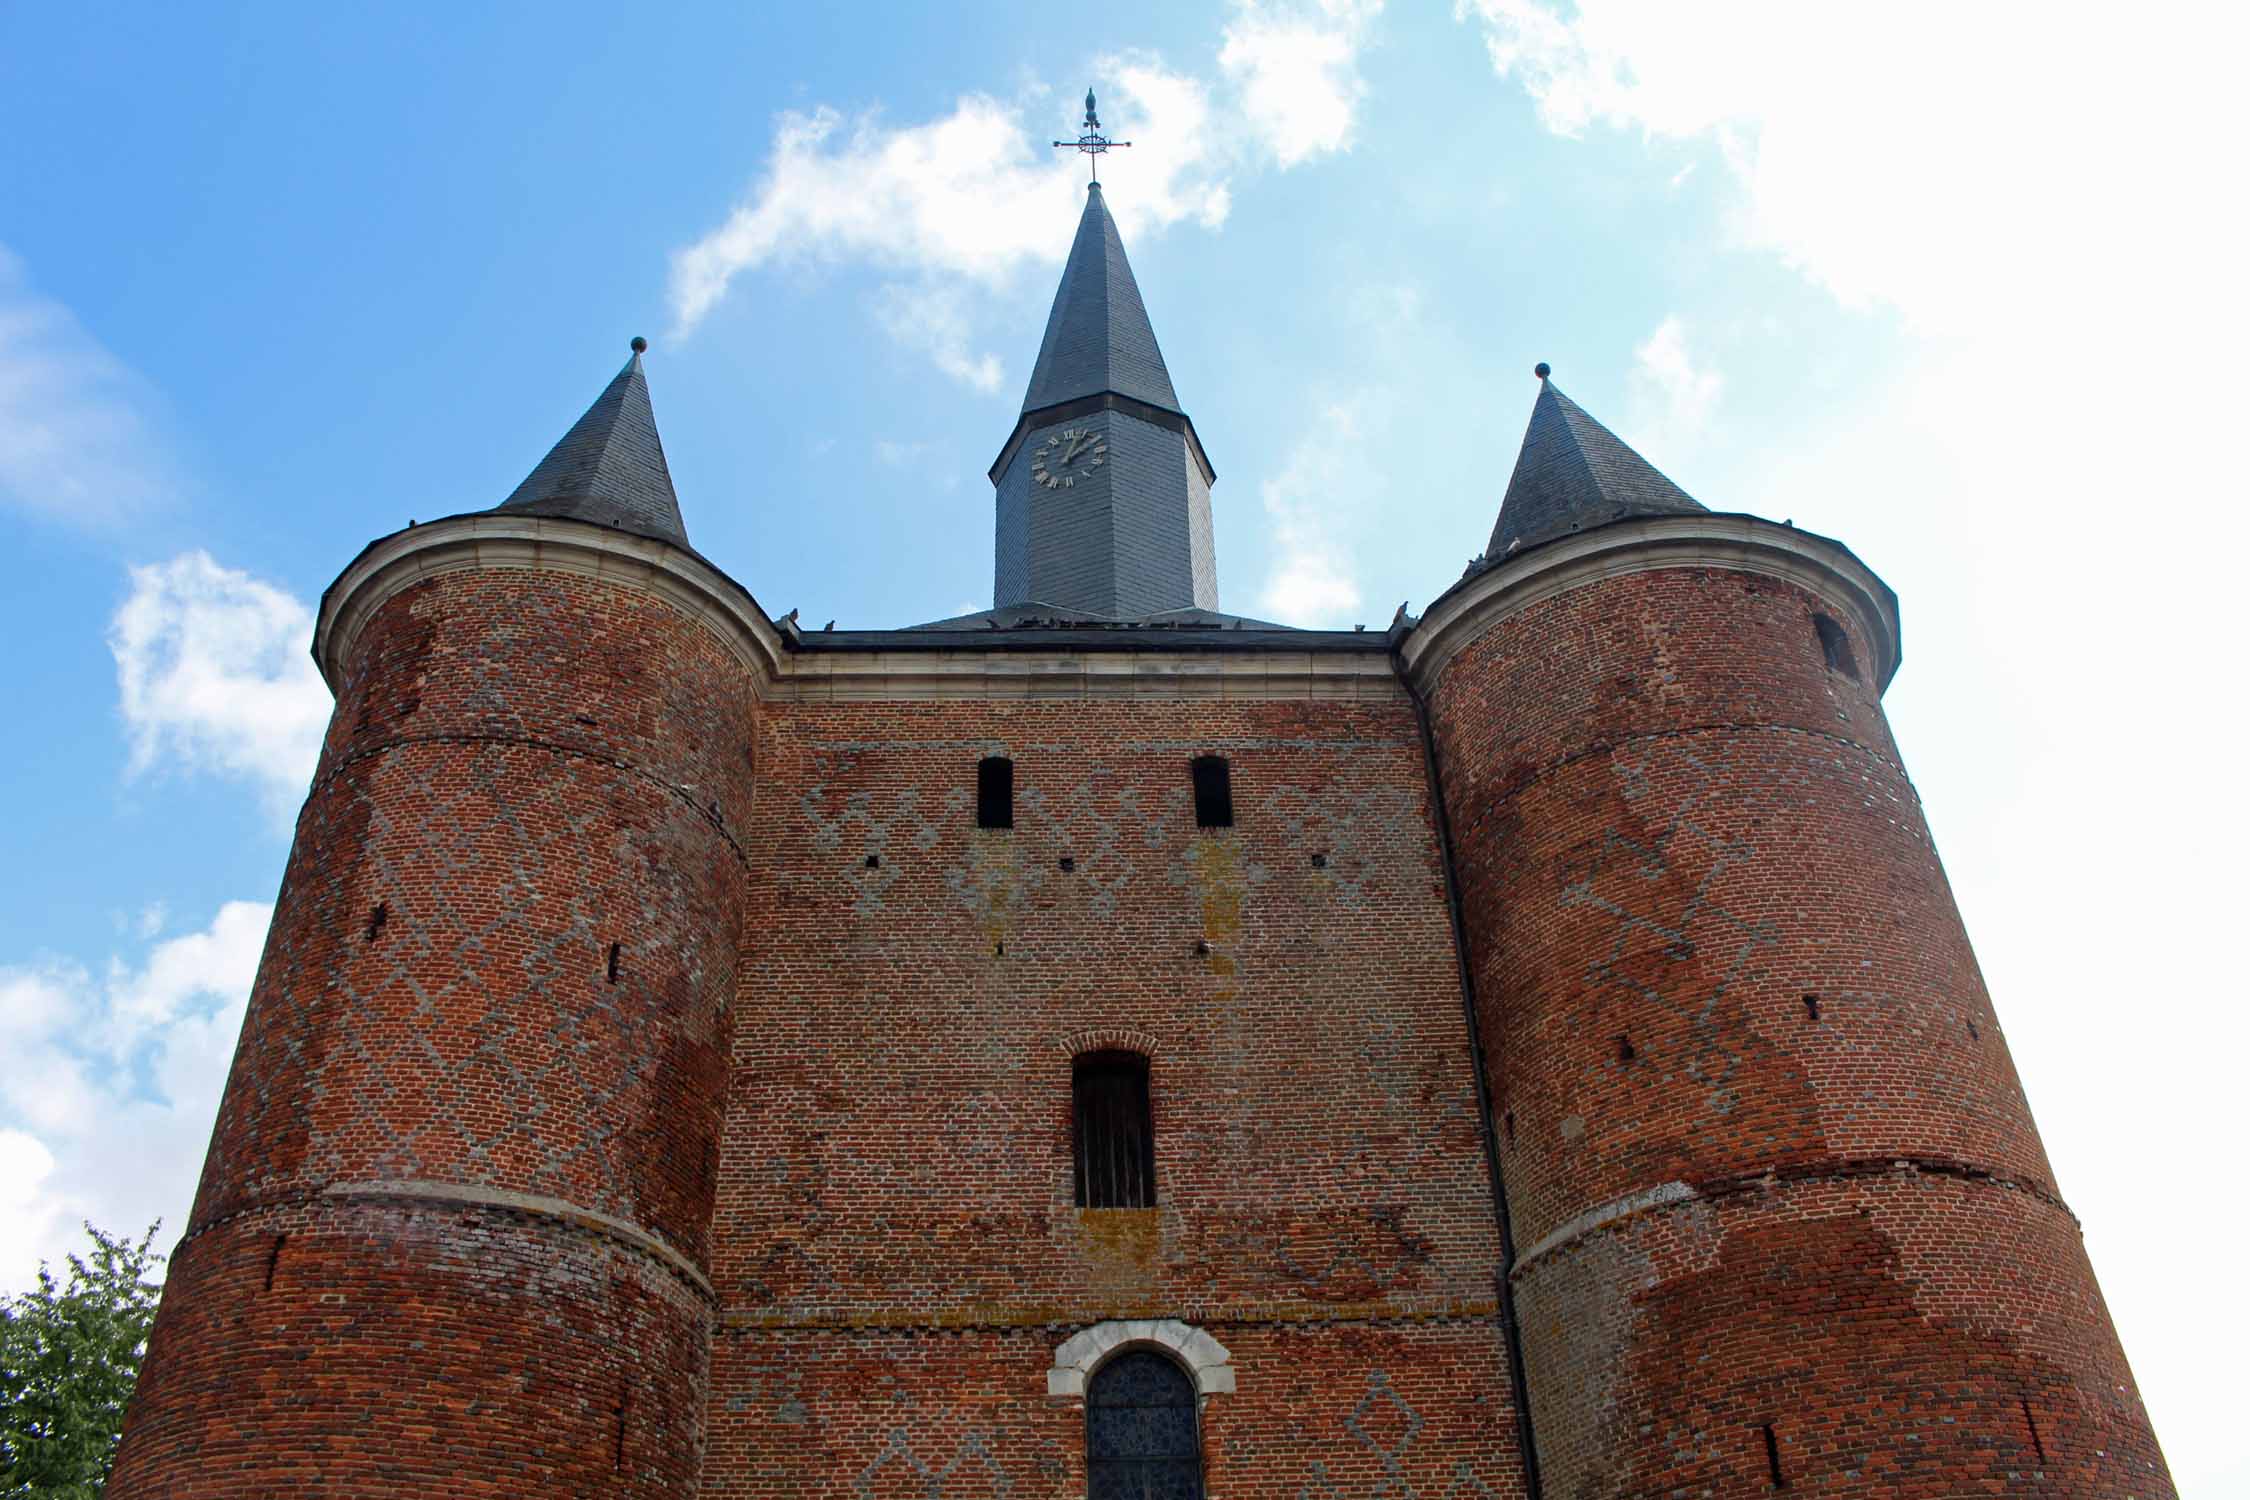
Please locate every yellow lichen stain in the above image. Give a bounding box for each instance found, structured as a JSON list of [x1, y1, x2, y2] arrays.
[[1638, 606, 1688, 707], [1190, 837, 1245, 998], [967, 832, 1017, 953], [1075, 1208, 1162, 1289]]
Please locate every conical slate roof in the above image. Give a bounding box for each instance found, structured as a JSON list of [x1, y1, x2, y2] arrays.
[[1487, 372, 1705, 559], [1019, 182, 1181, 416], [493, 341, 688, 548]]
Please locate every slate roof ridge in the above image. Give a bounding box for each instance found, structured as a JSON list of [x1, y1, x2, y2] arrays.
[[1484, 371, 1705, 561], [492, 343, 689, 550], [1019, 182, 1183, 416]]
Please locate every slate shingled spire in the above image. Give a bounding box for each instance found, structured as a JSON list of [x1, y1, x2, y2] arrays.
[[1019, 182, 1180, 416], [986, 184, 1219, 620], [493, 338, 689, 549], [1487, 368, 1705, 560]]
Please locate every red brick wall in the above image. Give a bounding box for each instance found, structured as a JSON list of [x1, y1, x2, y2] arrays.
[[111, 567, 756, 1497], [714, 696, 1525, 1494], [708, 1322, 1519, 1497], [1427, 562, 2171, 1496]]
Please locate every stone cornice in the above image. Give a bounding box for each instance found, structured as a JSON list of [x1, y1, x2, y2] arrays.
[[314, 514, 1403, 704], [314, 513, 789, 695], [1398, 513, 1902, 698], [771, 642, 1402, 703]]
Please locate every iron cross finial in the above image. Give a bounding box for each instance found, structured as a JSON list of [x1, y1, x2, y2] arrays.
[[1054, 85, 1131, 183]]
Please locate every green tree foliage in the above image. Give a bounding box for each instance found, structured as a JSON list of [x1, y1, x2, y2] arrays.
[[0, 1224, 163, 1499]]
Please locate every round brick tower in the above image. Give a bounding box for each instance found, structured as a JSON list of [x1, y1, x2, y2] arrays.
[[1406, 374, 2171, 1496], [110, 347, 765, 1496]]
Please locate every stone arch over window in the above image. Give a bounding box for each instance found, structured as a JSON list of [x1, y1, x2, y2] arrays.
[[1058, 1027, 1162, 1062], [1046, 1319, 1235, 1402]]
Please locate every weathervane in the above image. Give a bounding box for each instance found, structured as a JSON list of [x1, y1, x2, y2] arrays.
[[1054, 88, 1130, 183]]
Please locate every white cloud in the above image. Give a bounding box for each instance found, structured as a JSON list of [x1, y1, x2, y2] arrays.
[[1627, 315, 1720, 451], [1458, 4, 2250, 1491], [1255, 394, 1378, 626], [0, 901, 269, 1292], [668, 12, 1386, 387], [110, 551, 332, 821], [666, 69, 1233, 384], [871, 282, 1005, 394], [0, 244, 178, 528], [1220, 0, 1385, 167], [1454, 1, 2246, 344]]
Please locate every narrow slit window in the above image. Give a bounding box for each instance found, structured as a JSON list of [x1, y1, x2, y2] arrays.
[[977, 756, 1014, 829], [1814, 615, 1861, 682], [1190, 755, 1233, 829], [1074, 1052, 1155, 1209]]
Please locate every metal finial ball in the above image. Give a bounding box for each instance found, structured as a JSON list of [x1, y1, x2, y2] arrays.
[[1534, 362, 1551, 379], [631, 336, 648, 354]]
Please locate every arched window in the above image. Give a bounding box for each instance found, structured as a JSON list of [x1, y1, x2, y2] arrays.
[[1086, 1350, 1204, 1499], [1074, 1051, 1154, 1208]]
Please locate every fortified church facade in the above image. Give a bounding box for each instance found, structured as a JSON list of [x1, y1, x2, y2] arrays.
[[113, 164, 2172, 1496]]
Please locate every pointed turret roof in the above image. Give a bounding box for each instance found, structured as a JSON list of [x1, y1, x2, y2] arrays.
[[1487, 369, 1705, 560], [1019, 182, 1181, 416], [493, 339, 688, 548]]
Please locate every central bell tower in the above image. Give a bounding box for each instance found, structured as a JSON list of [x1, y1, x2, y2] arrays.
[[987, 181, 1219, 619]]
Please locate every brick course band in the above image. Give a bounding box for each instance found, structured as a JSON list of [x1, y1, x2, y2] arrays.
[[324, 1180, 718, 1298], [304, 728, 751, 871], [1465, 716, 1914, 813], [161, 1182, 715, 1300], [1513, 1156, 2079, 1276], [718, 1299, 1502, 1332]]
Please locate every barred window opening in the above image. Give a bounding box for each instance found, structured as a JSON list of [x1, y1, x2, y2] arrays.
[[1086, 1350, 1204, 1499], [1074, 1052, 1155, 1209]]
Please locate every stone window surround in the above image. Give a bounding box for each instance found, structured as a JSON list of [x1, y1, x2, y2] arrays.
[[1046, 1319, 1236, 1402]]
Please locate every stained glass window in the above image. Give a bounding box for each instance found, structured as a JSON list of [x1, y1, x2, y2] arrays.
[[1086, 1351, 1203, 1499]]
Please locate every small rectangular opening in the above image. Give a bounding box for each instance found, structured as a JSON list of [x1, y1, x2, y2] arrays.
[[977, 756, 1014, 829], [1191, 756, 1233, 829], [1814, 615, 1861, 682]]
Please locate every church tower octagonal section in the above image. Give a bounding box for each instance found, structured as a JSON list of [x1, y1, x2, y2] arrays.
[[989, 181, 1218, 621]]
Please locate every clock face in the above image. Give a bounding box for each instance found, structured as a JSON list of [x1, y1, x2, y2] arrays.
[[1028, 425, 1107, 490]]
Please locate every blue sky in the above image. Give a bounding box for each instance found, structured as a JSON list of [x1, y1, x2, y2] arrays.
[[1, 2, 2243, 1490]]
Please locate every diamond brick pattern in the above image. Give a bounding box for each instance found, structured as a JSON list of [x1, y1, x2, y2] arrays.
[[1430, 562, 2170, 1495], [117, 566, 754, 1498]]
